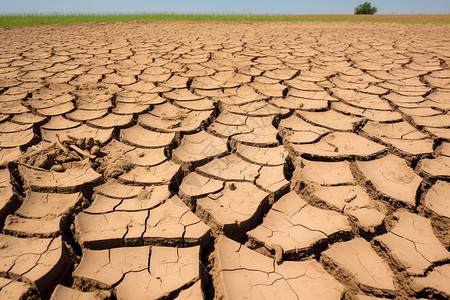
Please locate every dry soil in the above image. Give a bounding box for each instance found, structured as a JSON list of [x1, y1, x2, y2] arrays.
[[0, 21, 449, 300]]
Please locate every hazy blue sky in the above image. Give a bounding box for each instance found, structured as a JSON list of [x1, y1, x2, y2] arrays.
[[1, 0, 450, 15]]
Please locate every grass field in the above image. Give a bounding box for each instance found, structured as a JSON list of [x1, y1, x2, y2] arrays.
[[0, 13, 449, 28]]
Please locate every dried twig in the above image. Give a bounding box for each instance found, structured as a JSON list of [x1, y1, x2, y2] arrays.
[[20, 142, 56, 160], [18, 162, 47, 172], [69, 145, 96, 159], [55, 134, 69, 153]]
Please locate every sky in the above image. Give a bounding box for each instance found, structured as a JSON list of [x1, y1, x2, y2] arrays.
[[1, 0, 450, 15]]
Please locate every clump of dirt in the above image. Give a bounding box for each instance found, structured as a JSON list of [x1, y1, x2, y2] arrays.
[[101, 160, 133, 179], [96, 156, 133, 180]]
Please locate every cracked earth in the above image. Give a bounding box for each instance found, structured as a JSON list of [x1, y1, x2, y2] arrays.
[[0, 21, 449, 299]]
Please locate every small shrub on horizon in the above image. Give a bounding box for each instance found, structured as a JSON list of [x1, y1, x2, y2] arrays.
[[354, 2, 378, 15]]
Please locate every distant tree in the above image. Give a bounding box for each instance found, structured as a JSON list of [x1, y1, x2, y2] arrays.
[[354, 2, 378, 14]]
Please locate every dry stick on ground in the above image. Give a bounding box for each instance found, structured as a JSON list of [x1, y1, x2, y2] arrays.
[[55, 134, 69, 154], [55, 134, 96, 159], [69, 144, 96, 160], [18, 162, 48, 172], [20, 142, 56, 161]]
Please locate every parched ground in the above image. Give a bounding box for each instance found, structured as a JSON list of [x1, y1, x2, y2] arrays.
[[0, 21, 449, 299]]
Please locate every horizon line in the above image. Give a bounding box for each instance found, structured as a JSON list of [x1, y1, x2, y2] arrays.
[[1, 12, 450, 16]]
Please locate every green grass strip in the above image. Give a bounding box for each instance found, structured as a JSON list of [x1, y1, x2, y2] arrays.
[[0, 13, 449, 28]]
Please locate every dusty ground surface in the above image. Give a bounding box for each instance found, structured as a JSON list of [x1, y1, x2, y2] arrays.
[[0, 21, 449, 299]]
